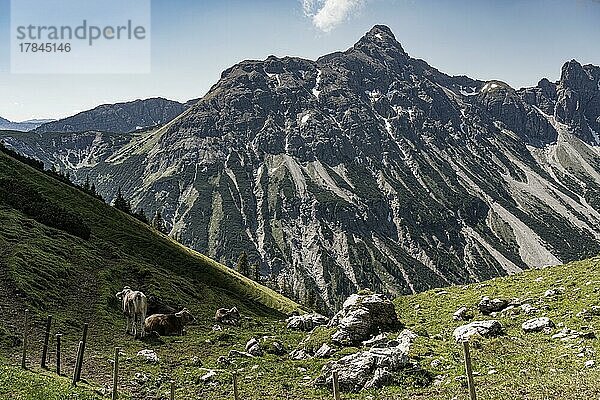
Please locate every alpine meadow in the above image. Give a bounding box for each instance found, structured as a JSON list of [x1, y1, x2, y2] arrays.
[[1, 2, 600, 399]]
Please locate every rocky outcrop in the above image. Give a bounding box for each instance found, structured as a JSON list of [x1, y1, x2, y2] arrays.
[[328, 293, 400, 345], [315, 329, 421, 392], [286, 313, 329, 331], [453, 320, 503, 342], [478, 297, 509, 315], [522, 317, 555, 333]]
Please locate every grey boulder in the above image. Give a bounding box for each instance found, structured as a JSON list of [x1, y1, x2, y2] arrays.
[[522, 317, 555, 333], [453, 320, 503, 342], [286, 313, 329, 331], [329, 293, 400, 346]]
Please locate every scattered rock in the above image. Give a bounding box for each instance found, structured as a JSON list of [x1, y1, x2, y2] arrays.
[[199, 369, 217, 383], [216, 356, 230, 365], [190, 356, 202, 367], [286, 313, 329, 331], [315, 330, 418, 392], [259, 336, 286, 355], [453, 307, 472, 321], [328, 293, 401, 345], [585, 360, 595, 368], [520, 304, 538, 315], [544, 289, 558, 298], [433, 374, 446, 386], [314, 343, 335, 358], [228, 350, 254, 358], [453, 320, 503, 342], [552, 328, 595, 340], [577, 309, 593, 320], [478, 297, 508, 314], [289, 349, 310, 360], [212, 324, 222, 331], [134, 372, 149, 384], [137, 349, 159, 363], [245, 338, 263, 357], [215, 307, 240, 326], [362, 333, 389, 348], [522, 317, 555, 333]]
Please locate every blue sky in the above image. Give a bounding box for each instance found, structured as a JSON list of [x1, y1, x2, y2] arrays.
[[1, 0, 599, 121]]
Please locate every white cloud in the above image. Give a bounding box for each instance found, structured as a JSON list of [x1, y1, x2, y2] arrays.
[[302, 0, 367, 32]]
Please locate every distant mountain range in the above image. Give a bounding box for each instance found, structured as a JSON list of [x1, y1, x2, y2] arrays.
[[3, 25, 600, 311], [0, 117, 55, 132], [33, 97, 197, 134]]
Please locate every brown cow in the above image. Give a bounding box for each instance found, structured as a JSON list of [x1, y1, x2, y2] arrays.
[[144, 308, 195, 336], [116, 286, 148, 338]]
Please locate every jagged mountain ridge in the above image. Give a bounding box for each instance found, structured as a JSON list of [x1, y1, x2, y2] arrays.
[[3, 25, 600, 312], [33, 97, 192, 134]]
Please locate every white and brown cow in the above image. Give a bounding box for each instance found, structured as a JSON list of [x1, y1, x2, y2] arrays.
[[116, 286, 148, 338], [144, 308, 195, 336]]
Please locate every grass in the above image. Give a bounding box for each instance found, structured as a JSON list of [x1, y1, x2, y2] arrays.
[[2, 149, 600, 399], [0, 365, 102, 399]]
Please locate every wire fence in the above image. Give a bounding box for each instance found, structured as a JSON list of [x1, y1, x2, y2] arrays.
[[16, 309, 479, 399]]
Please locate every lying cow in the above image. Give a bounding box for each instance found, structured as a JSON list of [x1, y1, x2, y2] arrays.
[[116, 286, 148, 339], [144, 308, 195, 336], [215, 307, 240, 326]]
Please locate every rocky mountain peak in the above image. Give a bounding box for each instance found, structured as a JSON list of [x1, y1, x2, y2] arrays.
[[353, 24, 408, 59], [559, 59, 595, 91]]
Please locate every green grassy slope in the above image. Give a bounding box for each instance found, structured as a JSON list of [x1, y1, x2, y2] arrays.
[[0, 149, 299, 318], [2, 148, 600, 399], [0, 149, 301, 397]]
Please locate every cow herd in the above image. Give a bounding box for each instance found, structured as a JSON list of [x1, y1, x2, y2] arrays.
[[115, 286, 196, 339]]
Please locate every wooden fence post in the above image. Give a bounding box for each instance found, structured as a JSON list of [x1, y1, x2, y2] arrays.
[[55, 334, 62, 375], [233, 372, 239, 400], [72, 341, 84, 385], [462, 340, 477, 400], [21, 309, 29, 369], [170, 380, 175, 400], [74, 323, 88, 382], [332, 370, 341, 400], [41, 315, 52, 369], [112, 347, 120, 400]]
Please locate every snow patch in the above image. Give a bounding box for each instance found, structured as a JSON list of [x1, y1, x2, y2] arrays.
[[459, 86, 478, 96], [312, 69, 322, 99], [301, 113, 311, 125]]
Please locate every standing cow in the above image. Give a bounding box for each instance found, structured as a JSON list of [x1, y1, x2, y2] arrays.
[[144, 308, 195, 336], [115, 286, 148, 339]]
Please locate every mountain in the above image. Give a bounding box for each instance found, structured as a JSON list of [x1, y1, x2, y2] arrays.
[[3, 25, 600, 312], [0, 117, 54, 132], [33, 97, 189, 134]]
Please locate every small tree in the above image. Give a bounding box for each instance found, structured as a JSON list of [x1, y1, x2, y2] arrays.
[[250, 263, 261, 282], [236, 251, 249, 277], [90, 183, 97, 197], [133, 208, 149, 224], [113, 187, 131, 214], [152, 210, 167, 234], [83, 176, 90, 192]]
